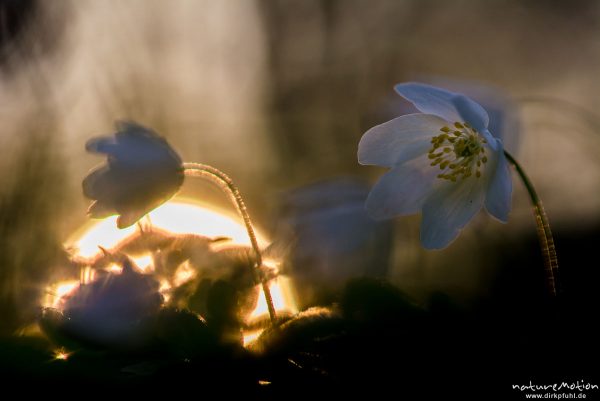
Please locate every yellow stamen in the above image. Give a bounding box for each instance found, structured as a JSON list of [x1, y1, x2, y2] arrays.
[[427, 121, 488, 182]]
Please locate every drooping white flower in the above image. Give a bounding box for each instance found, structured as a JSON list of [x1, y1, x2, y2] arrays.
[[358, 83, 512, 249], [83, 121, 184, 228]]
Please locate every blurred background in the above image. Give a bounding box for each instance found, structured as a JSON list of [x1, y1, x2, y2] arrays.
[[1, 0, 599, 338]]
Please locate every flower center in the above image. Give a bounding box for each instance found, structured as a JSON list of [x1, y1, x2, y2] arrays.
[[427, 122, 488, 182]]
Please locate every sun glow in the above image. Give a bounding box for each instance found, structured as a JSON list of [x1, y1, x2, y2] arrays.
[[43, 280, 79, 309], [69, 200, 270, 259], [251, 276, 297, 319], [173, 261, 197, 287], [53, 348, 71, 361], [51, 198, 296, 346], [134, 255, 154, 273]]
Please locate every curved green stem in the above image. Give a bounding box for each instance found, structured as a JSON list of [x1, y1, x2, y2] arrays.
[[183, 162, 277, 324], [504, 151, 558, 296]]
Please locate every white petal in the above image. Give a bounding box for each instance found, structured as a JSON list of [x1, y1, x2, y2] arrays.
[[86, 137, 117, 154], [416, 76, 517, 144], [480, 129, 498, 151], [365, 157, 438, 220], [82, 165, 113, 200], [484, 145, 512, 223], [117, 211, 145, 229], [420, 176, 486, 249], [87, 200, 115, 218], [358, 113, 447, 167], [394, 83, 462, 123], [451, 94, 489, 133]]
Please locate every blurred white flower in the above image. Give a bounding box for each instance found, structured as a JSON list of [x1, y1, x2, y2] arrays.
[[83, 121, 184, 228], [62, 257, 163, 346], [277, 178, 392, 304], [358, 83, 512, 249]]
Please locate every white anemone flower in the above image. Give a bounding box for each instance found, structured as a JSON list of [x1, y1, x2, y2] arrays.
[[358, 83, 512, 249]]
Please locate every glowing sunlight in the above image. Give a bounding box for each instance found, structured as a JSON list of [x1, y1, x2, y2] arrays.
[[49, 198, 296, 345]]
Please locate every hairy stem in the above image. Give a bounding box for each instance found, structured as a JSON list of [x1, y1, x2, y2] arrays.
[[504, 151, 558, 296], [183, 162, 277, 324]]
